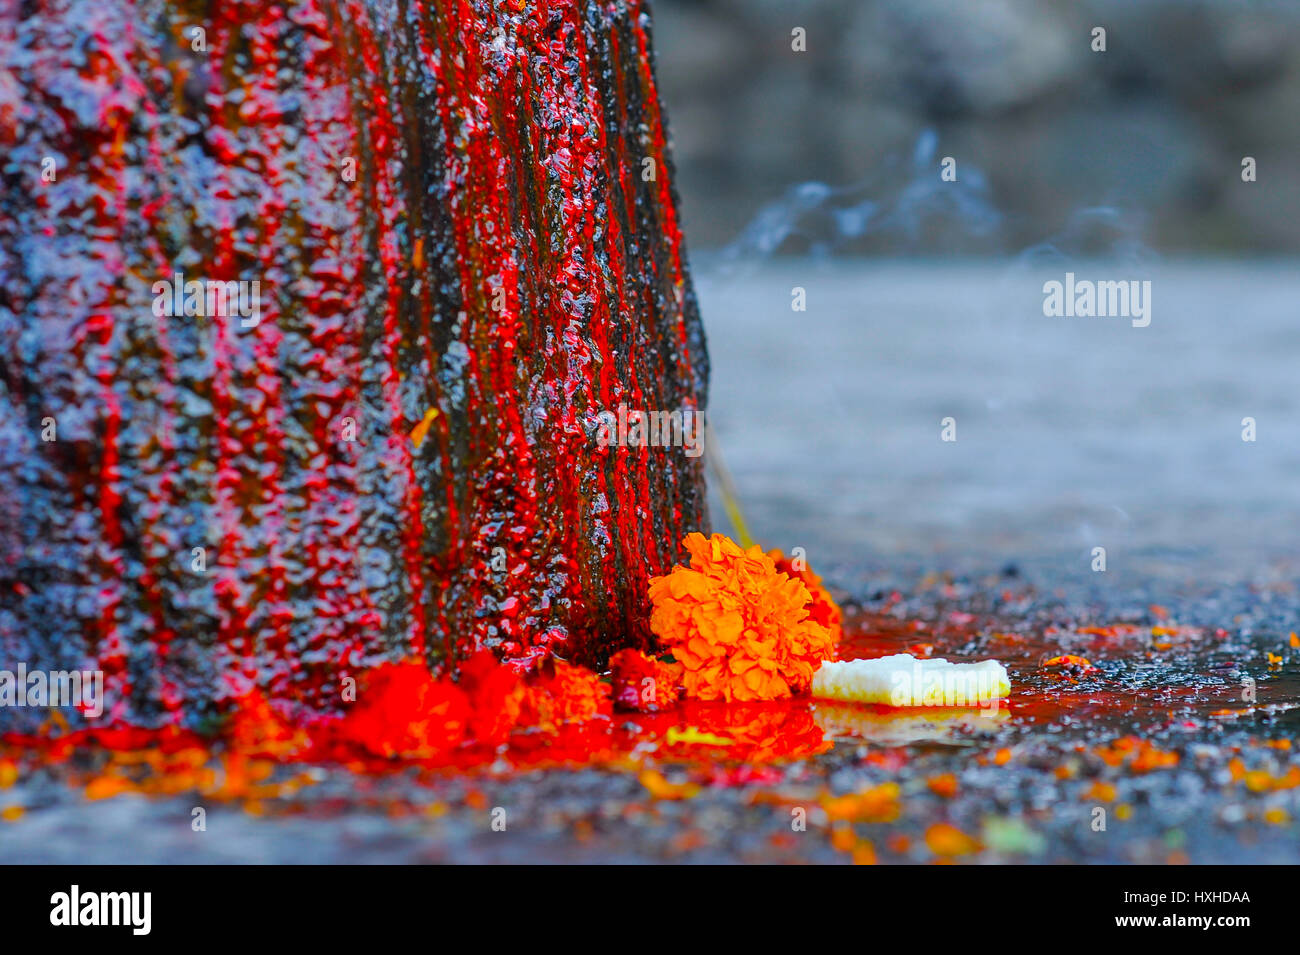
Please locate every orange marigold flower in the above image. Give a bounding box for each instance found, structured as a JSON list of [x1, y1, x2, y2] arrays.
[[519, 661, 612, 732], [769, 549, 843, 644], [649, 533, 836, 702], [609, 649, 682, 712], [336, 661, 470, 758]]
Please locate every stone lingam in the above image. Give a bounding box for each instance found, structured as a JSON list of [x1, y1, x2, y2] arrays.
[[0, 0, 709, 727]]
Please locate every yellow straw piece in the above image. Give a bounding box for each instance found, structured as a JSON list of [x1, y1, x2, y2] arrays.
[[410, 407, 440, 448], [704, 426, 756, 549]]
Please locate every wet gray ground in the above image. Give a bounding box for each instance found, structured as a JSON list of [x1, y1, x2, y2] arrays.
[[4, 260, 1299, 863], [702, 258, 1300, 581]]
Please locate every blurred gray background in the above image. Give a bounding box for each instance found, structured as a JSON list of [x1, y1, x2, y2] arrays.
[[655, 0, 1300, 254], [652, 0, 1300, 583]]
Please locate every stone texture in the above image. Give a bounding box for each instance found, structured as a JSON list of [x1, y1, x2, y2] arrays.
[[0, 0, 709, 726]]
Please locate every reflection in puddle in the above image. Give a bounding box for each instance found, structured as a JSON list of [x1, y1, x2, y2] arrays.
[[813, 702, 1008, 746]]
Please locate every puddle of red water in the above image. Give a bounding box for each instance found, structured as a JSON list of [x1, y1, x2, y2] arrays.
[[3, 606, 1295, 806]]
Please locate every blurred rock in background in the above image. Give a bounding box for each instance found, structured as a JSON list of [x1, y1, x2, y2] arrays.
[[654, 0, 1300, 253]]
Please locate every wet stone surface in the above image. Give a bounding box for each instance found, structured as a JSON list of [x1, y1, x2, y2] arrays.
[[3, 570, 1297, 864]]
